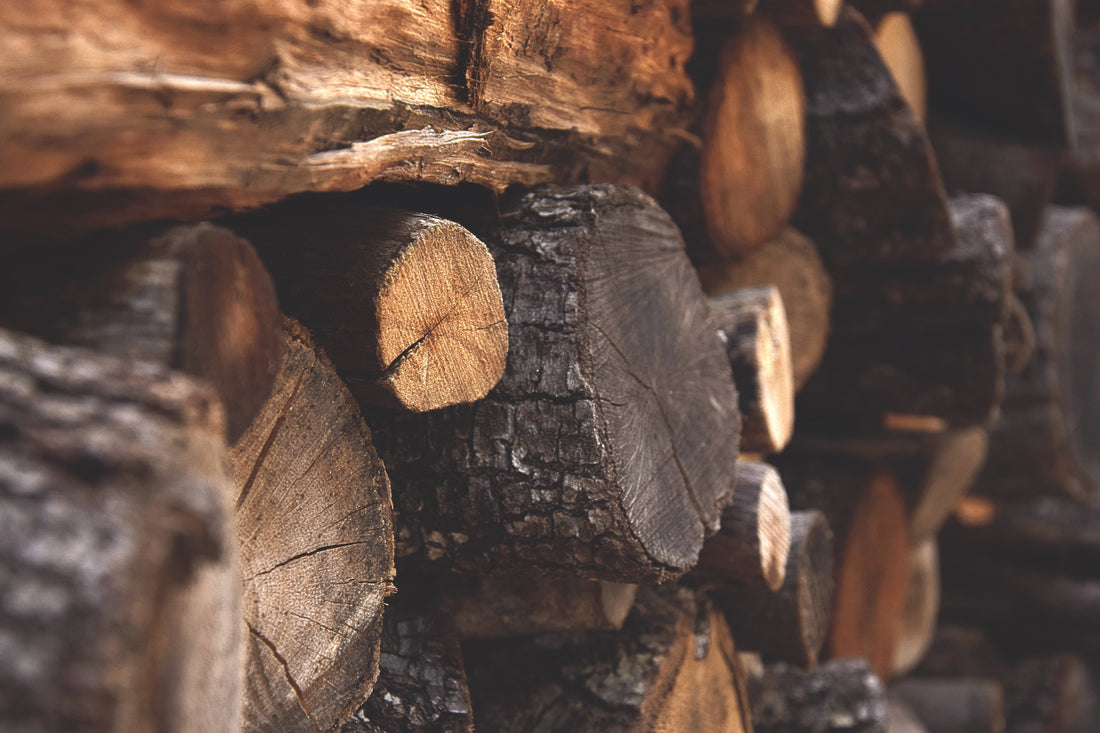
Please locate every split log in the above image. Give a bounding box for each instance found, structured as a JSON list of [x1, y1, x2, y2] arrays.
[[790, 7, 954, 273], [873, 12, 927, 123], [0, 0, 695, 236], [0, 328, 241, 733], [230, 318, 395, 733], [750, 659, 888, 733], [450, 575, 637, 638], [699, 15, 805, 256], [343, 592, 472, 733], [763, 0, 844, 27], [712, 510, 835, 667], [973, 206, 1100, 501], [465, 586, 752, 732], [893, 539, 940, 676], [373, 185, 741, 582], [692, 461, 792, 590], [709, 287, 795, 453], [0, 222, 280, 441], [891, 679, 1006, 733], [697, 227, 833, 390], [913, 0, 1076, 145], [232, 203, 508, 412]]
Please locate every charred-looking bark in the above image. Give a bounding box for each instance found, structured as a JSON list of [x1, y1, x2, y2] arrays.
[[0, 328, 241, 733], [230, 318, 395, 733], [374, 185, 741, 582], [973, 206, 1100, 501], [232, 202, 508, 413], [0, 222, 281, 441], [465, 586, 752, 732], [750, 659, 888, 733]]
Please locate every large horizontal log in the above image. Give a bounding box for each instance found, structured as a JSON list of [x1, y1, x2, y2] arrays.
[[0, 0, 694, 237], [0, 328, 241, 733]]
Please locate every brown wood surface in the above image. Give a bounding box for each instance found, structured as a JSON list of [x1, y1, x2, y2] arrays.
[[873, 12, 926, 123], [893, 539, 940, 676]]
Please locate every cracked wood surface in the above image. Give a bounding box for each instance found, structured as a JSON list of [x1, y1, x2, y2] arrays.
[[0, 327, 241, 733], [372, 184, 741, 582], [232, 202, 507, 413], [0, 0, 692, 237], [230, 318, 395, 733]]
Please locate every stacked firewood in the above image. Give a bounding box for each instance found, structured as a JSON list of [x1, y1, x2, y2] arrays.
[[1, 0, 1099, 732]]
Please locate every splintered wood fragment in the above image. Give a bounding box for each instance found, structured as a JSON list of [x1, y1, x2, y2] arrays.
[[0, 328, 241, 733], [891, 679, 1005, 733], [700, 15, 805, 256], [713, 510, 834, 667], [973, 206, 1100, 501], [710, 287, 795, 453], [893, 539, 940, 676], [873, 12, 927, 123], [234, 203, 508, 412], [750, 659, 888, 732], [914, 0, 1076, 145], [230, 318, 395, 733], [343, 592, 472, 733], [790, 7, 954, 272], [692, 461, 791, 590], [763, 0, 844, 27], [465, 586, 752, 732], [451, 574, 637, 638], [374, 185, 741, 582], [698, 228, 832, 390], [0, 222, 281, 441]]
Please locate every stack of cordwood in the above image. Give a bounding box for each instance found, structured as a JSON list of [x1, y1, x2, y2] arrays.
[[1, 0, 1099, 731]]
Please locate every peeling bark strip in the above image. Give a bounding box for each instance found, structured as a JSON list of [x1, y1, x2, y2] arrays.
[[230, 318, 395, 733], [0, 222, 281, 441], [234, 203, 508, 412], [465, 586, 752, 732], [374, 185, 741, 582], [0, 328, 241, 733], [0, 0, 692, 236]]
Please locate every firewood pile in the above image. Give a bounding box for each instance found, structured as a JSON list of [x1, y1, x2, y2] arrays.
[[2, 0, 1100, 731]]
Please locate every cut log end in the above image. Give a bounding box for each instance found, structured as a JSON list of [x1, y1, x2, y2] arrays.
[[873, 12, 926, 123]]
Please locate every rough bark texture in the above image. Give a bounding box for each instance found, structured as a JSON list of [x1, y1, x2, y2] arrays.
[[232, 202, 508, 412], [0, 222, 281, 441], [974, 206, 1100, 501], [373, 184, 741, 582], [893, 539, 940, 676], [465, 586, 752, 732], [230, 318, 395, 733], [891, 679, 1006, 733], [713, 509, 835, 667], [697, 228, 832, 390], [750, 659, 888, 733], [0, 328, 241, 733], [692, 461, 791, 591], [0, 0, 696, 237], [873, 12, 927, 123]]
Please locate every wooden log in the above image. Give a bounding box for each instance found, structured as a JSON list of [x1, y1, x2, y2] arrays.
[[0, 222, 281, 441], [692, 461, 792, 590], [887, 698, 929, 733], [373, 185, 742, 582], [709, 287, 795, 453], [0, 328, 241, 733], [891, 679, 1006, 733], [465, 586, 752, 732], [690, 0, 759, 22], [790, 7, 954, 272], [450, 574, 637, 638], [1005, 654, 1091, 733], [973, 206, 1100, 501], [873, 12, 927, 123], [230, 318, 396, 733], [851, 1, 926, 23], [913, 0, 1076, 145], [893, 539, 940, 676], [750, 659, 888, 732], [232, 202, 508, 412], [712, 510, 835, 667], [697, 227, 833, 390], [763, 0, 844, 27], [0, 0, 695, 237], [699, 14, 805, 257], [342, 591, 472, 733]]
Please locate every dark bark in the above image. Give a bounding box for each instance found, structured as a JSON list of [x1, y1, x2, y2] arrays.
[[750, 659, 888, 733]]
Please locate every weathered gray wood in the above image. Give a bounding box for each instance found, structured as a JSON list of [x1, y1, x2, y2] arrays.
[[750, 659, 888, 733], [892, 679, 1005, 733], [0, 327, 241, 733]]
